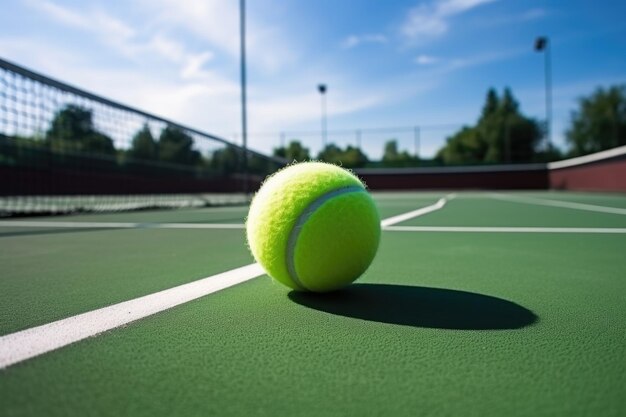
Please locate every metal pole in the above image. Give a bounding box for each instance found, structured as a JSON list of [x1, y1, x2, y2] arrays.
[[414, 126, 420, 158], [239, 0, 249, 194], [535, 36, 552, 151], [280, 131, 285, 148], [318, 84, 327, 148], [356, 129, 361, 148], [545, 39, 552, 151]]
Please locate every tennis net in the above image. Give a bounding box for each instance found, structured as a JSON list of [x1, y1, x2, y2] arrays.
[[0, 57, 286, 216]]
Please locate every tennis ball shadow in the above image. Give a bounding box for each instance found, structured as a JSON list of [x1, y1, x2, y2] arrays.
[[288, 284, 537, 330]]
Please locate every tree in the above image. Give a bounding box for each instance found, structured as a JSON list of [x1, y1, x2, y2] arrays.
[[45, 104, 115, 155], [435, 128, 484, 164], [317, 143, 344, 165], [341, 145, 368, 168], [436, 88, 541, 164], [316, 143, 369, 168], [382, 140, 417, 167], [273, 140, 310, 161], [158, 125, 201, 165], [128, 124, 157, 161], [566, 85, 626, 156], [210, 145, 240, 174]]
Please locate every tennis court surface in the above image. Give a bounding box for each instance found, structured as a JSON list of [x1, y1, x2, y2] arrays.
[[1, 191, 625, 416]]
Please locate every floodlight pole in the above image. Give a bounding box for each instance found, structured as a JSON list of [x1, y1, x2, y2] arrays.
[[535, 36, 552, 151], [414, 126, 420, 158], [240, 0, 249, 195], [318, 84, 327, 148]]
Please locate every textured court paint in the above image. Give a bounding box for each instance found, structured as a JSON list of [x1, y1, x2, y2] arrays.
[[0, 228, 253, 335], [380, 195, 449, 227], [0, 264, 265, 369], [285, 186, 365, 290], [491, 193, 626, 215], [401, 197, 626, 228], [374, 196, 445, 220], [1, 192, 626, 416], [0, 190, 400, 367], [510, 191, 626, 209], [0, 232, 624, 417]]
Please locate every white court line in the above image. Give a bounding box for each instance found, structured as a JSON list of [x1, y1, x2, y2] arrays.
[[381, 194, 454, 228], [0, 221, 245, 230], [547, 144, 626, 169], [386, 226, 626, 234], [0, 264, 266, 369], [2, 195, 453, 231], [0, 197, 451, 369], [490, 193, 626, 215]]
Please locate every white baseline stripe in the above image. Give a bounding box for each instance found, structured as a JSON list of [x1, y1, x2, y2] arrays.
[[0, 198, 451, 369], [547, 144, 626, 169], [0, 221, 245, 229], [381, 194, 454, 228], [490, 194, 626, 216], [0, 263, 265, 369], [386, 226, 626, 234]]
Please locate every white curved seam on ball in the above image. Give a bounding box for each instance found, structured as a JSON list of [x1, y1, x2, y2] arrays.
[[285, 185, 365, 291]]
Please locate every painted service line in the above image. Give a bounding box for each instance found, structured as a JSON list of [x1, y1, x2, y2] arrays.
[[490, 193, 626, 216], [0, 263, 266, 370], [0, 221, 245, 229], [385, 226, 626, 234], [381, 194, 454, 228], [0, 198, 450, 370]]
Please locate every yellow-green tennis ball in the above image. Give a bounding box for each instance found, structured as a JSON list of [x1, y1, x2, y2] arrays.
[[246, 162, 380, 292]]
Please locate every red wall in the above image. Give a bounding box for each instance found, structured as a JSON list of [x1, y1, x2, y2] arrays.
[[549, 158, 626, 192], [356, 167, 548, 190], [3, 153, 625, 195]]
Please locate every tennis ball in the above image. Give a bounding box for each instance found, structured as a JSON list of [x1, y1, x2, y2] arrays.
[[246, 162, 380, 292]]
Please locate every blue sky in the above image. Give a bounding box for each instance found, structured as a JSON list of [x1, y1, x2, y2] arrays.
[[1, 0, 625, 159]]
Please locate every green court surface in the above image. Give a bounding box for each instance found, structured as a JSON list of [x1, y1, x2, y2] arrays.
[[1, 192, 625, 416]]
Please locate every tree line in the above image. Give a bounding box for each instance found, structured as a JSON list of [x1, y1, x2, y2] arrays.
[[2, 84, 624, 172], [274, 84, 626, 167], [1, 104, 277, 176]]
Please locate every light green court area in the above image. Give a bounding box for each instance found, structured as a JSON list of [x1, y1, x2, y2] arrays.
[[402, 195, 626, 227], [514, 191, 626, 209], [1, 192, 625, 416]]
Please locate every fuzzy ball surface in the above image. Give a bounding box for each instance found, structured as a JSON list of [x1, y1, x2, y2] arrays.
[[246, 162, 380, 292]]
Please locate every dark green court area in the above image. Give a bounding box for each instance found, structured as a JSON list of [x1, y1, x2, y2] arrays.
[[1, 192, 625, 417]]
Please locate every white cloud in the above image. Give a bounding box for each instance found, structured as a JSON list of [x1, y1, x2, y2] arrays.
[[147, 34, 186, 63], [7, 1, 408, 156], [521, 8, 548, 21], [341, 34, 388, 49], [181, 52, 215, 80], [415, 54, 439, 65], [26, 0, 136, 49], [25, 0, 91, 30], [136, 0, 297, 73], [24, 0, 222, 79], [402, 0, 497, 42]]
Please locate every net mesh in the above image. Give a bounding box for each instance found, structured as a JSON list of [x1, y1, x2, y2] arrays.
[[0, 58, 285, 216]]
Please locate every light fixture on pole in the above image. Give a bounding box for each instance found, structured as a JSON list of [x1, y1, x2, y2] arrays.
[[318, 84, 327, 148], [534, 36, 552, 151]]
